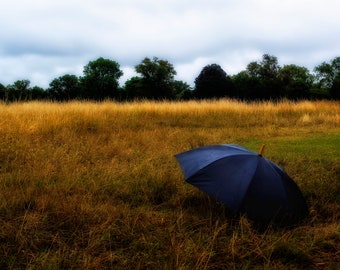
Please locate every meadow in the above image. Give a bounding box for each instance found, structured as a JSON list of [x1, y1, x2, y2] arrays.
[[0, 99, 339, 269]]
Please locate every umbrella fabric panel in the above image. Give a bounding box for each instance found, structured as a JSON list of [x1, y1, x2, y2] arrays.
[[268, 160, 309, 221], [186, 155, 259, 211], [274, 171, 309, 224], [240, 158, 309, 224], [175, 144, 257, 180], [239, 157, 289, 223]]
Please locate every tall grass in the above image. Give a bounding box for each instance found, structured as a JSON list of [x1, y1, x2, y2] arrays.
[[0, 99, 339, 269]]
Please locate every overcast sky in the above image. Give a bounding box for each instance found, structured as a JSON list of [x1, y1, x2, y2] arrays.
[[1, 0, 339, 88]]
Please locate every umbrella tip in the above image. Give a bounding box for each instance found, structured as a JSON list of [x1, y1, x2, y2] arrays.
[[258, 144, 265, 156]]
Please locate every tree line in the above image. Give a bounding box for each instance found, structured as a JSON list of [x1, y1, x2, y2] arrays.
[[0, 54, 339, 102]]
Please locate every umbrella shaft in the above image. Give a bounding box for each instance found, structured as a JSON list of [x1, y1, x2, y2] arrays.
[[259, 144, 265, 156]]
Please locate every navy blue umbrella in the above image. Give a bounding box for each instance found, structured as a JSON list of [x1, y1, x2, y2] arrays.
[[175, 144, 309, 225]]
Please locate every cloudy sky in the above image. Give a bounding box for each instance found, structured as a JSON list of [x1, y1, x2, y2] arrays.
[[1, 0, 339, 88]]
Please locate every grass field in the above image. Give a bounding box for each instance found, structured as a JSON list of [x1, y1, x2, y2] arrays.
[[0, 99, 339, 269]]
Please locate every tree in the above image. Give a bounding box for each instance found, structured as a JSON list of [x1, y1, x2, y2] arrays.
[[6, 80, 31, 101], [194, 64, 233, 99], [314, 57, 340, 99], [31, 86, 47, 100], [330, 74, 340, 100], [123, 76, 145, 100], [48, 74, 79, 101], [173, 80, 193, 100], [246, 54, 282, 99], [278, 65, 313, 99], [233, 54, 284, 100], [133, 57, 177, 99], [0, 83, 6, 101], [80, 57, 123, 100], [246, 61, 262, 78], [232, 71, 260, 100], [258, 54, 281, 79]]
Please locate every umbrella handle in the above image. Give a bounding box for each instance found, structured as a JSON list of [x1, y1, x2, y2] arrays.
[[259, 144, 265, 156]]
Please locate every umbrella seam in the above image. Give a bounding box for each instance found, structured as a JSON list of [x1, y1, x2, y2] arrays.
[[180, 153, 256, 180], [236, 156, 261, 212]]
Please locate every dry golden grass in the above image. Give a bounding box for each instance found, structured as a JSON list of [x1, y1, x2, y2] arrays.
[[0, 99, 339, 269]]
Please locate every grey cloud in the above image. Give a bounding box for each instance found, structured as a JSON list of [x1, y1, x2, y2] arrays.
[[0, 0, 339, 87]]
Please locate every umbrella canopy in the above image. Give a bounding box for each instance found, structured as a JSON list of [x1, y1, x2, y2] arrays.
[[175, 144, 309, 225]]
